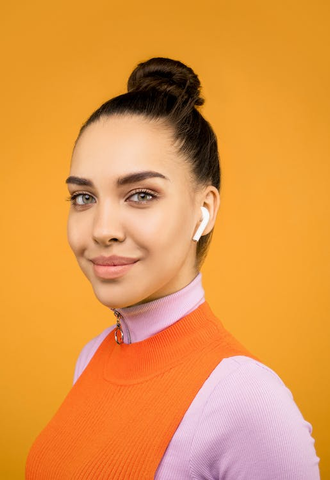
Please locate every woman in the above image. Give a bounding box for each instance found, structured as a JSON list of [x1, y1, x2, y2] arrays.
[[25, 57, 320, 479]]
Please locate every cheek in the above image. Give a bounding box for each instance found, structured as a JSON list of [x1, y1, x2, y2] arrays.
[[66, 214, 86, 254], [127, 213, 163, 248], [128, 203, 192, 250]]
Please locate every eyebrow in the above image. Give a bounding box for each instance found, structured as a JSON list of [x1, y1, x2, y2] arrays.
[[65, 171, 170, 188]]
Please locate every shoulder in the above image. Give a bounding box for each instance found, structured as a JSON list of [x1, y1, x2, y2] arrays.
[[194, 356, 303, 420], [188, 356, 320, 479], [72, 325, 116, 385]]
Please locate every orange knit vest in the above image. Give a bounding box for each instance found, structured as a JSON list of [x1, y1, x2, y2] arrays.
[[25, 301, 260, 479]]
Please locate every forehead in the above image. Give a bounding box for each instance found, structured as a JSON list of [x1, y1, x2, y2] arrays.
[[71, 114, 191, 180]]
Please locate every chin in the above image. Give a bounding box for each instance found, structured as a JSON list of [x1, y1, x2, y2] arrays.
[[90, 283, 141, 309]]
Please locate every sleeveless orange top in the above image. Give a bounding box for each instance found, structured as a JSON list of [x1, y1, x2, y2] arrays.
[[25, 300, 259, 479]]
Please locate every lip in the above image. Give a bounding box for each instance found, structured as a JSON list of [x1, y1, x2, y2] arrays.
[[91, 255, 139, 266], [90, 255, 139, 280], [92, 262, 138, 279]]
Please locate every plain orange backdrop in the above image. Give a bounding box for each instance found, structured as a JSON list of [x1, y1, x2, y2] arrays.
[[1, 0, 329, 478]]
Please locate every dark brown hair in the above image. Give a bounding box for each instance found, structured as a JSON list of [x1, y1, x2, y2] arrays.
[[74, 57, 221, 270]]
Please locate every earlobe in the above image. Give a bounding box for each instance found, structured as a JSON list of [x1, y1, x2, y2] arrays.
[[192, 206, 210, 242]]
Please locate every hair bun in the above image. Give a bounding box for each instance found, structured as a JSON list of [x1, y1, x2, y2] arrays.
[[127, 57, 205, 109]]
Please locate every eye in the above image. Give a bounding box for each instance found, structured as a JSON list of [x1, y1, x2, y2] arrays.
[[127, 189, 159, 204], [65, 188, 159, 207], [66, 192, 96, 206]]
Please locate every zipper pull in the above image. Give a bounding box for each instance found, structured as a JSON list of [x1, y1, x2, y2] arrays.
[[112, 309, 125, 344], [111, 309, 132, 344]]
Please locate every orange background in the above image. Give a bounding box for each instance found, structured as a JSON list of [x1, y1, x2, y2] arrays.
[[1, 0, 329, 478]]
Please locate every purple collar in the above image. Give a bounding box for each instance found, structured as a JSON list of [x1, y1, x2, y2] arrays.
[[110, 272, 205, 344]]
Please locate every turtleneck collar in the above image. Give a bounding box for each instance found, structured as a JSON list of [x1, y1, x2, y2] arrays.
[[110, 272, 205, 344]]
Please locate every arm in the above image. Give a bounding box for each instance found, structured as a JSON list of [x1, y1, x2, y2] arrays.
[[189, 360, 320, 480]]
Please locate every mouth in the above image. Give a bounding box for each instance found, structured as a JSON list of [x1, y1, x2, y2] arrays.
[[92, 260, 139, 279]]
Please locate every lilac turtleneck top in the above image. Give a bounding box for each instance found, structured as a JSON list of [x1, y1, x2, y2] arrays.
[[73, 272, 321, 479]]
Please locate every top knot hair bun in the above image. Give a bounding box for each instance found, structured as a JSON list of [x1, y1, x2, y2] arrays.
[[127, 57, 205, 111]]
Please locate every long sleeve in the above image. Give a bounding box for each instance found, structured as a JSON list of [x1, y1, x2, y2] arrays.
[[30, 270, 320, 479], [73, 337, 320, 479], [188, 358, 320, 480], [70, 271, 320, 480]]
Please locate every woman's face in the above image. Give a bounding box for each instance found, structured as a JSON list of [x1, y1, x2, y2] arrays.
[[66, 114, 204, 308]]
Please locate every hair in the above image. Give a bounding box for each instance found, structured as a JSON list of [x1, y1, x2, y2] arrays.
[[74, 57, 221, 270]]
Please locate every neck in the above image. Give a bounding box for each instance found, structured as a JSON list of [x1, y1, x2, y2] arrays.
[[109, 272, 205, 344]]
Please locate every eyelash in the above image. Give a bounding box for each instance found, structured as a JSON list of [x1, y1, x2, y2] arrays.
[[65, 188, 159, 206]]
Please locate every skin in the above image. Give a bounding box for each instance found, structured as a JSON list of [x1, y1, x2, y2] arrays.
[[66, 114, 220, 308]]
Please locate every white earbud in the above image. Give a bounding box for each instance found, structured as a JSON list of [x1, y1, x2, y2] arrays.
[[193, 206, 210, 242]]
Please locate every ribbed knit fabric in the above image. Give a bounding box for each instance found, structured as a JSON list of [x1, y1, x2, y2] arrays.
[[110, 271, 206, 344], [25, 273, 321, 479], [25, 299, 260, 479], [73, 272, 206, 380]]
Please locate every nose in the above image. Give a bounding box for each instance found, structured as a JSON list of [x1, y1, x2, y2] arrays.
[[92, 198, 125, 245]]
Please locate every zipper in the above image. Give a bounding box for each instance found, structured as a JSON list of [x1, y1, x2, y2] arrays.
[[111, 308, 132, 345]]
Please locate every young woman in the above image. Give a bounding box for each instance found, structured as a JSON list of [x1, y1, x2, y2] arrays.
[[26, 57, 320, 479]]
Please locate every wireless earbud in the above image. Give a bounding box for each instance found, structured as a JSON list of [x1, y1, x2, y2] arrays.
[[192, 206, 210, 242]]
